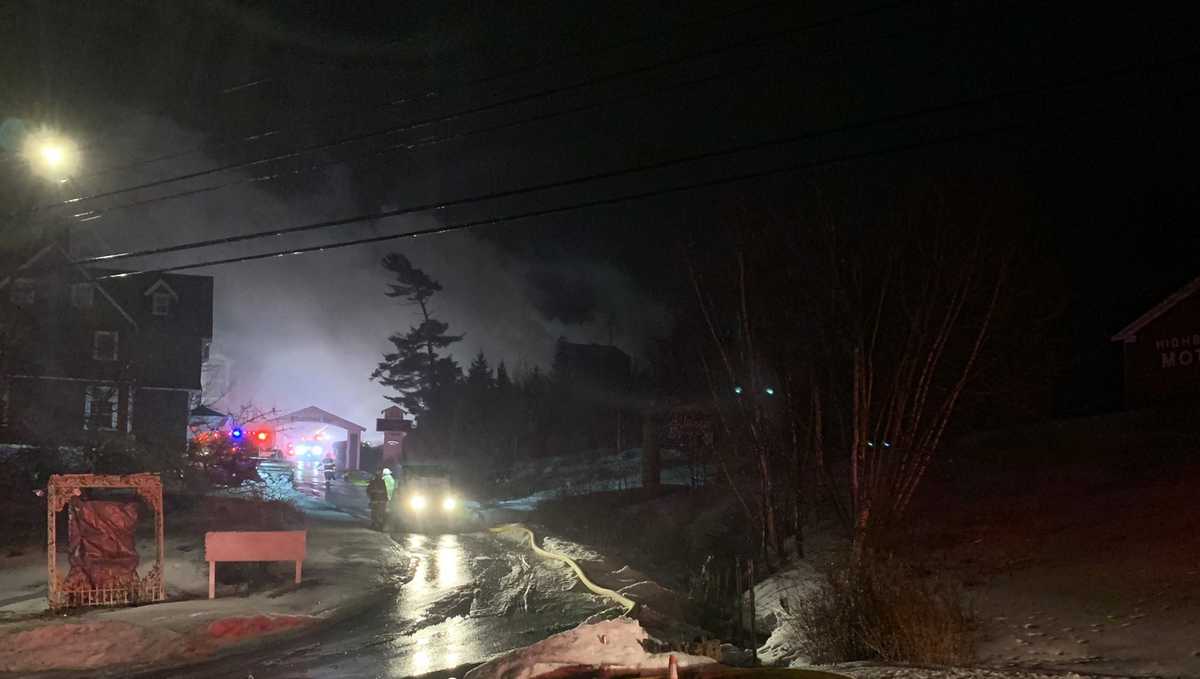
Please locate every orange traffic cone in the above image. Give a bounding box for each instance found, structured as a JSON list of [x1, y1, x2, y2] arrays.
[[668, 654, 679, 679]]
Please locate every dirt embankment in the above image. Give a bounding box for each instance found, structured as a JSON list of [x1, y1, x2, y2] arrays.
[[899, 410, 1200, 675]]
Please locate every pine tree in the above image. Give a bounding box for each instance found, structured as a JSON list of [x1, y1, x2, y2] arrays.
[[371, 253, 463, 420], [495, 361, 512, 392], [467, 351, 494, 388]]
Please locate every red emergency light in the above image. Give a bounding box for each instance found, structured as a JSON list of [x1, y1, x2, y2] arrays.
[[247, 428, 274, 447]]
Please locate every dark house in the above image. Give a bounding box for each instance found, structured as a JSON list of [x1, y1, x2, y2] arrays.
[[1111, 274, 1200, 408], [0, 243, 213, 451], [551, 338, 634, 452], [552, 339, 632, 395]]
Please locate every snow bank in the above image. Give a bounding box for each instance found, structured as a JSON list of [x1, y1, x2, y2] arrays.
[[747, 561, 824, 666], [0, 620, 195, 672], [464, 618, 715, 679]]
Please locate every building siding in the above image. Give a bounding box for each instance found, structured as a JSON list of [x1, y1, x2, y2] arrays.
[[1122, 293, 1200, 408]]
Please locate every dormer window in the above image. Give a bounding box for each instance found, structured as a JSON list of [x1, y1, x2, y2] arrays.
[[144, 279, 179, 317], [93, 331, 119, 361], [152, 291, 172, 316], [10, 278, 35, 305], [71, 282, 95, 309]]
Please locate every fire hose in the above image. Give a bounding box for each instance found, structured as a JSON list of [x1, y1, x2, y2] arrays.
[[490, 523, 636, 613]]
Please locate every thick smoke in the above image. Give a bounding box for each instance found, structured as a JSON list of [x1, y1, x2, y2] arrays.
[[66, 115, 669, 437]]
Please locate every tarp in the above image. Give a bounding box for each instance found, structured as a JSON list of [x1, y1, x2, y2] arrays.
[[62, 498, 140, 592]]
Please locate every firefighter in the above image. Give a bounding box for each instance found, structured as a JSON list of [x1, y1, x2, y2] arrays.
[[382, 467, 396, 501], [322, 455, 337, 484], [366, 471, 389, 531]]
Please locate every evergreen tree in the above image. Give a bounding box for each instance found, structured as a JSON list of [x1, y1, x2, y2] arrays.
[[467, 351, 494, 388], [495, 361, 512, 392], [371, 253, 463, 421]]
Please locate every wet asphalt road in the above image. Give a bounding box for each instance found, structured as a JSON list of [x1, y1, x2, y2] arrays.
[[135, 469, 610, 678]]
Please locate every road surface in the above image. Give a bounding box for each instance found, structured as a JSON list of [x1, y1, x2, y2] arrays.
[[135, 475, 612, 678]]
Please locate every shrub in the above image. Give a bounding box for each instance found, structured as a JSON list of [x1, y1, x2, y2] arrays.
[[793, 554, 975, 665]]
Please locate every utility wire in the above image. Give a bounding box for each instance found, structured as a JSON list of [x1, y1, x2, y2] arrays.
[[15, 0, 911, 219], [75, 48, 1200, 274], [55, 22, 928, 226], [73, 1, 787, 178], [88, 92, 1157, 282]]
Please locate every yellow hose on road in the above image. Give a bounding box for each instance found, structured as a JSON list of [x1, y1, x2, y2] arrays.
[[490, 523, 636, 613]]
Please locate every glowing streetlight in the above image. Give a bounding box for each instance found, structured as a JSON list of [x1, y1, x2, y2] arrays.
[[22, 128, 79, 182]]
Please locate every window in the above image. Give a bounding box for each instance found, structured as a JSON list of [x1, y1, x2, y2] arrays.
[[151, 291, 171, 316], [10, 278, 34, 305], [70, 282, 94, 309], [93, 331, 119, 361], [84, 385, 119, 431]]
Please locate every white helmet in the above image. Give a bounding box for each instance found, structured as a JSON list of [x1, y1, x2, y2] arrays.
[[382, 468, 392, 475]]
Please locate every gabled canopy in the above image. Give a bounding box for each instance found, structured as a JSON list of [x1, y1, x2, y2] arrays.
[[272, 406, 366, 432]]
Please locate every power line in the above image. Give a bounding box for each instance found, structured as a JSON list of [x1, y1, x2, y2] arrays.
[[56, 22, 931, 226], [75, 48, 1200, 273], [72, 1, 787, 178], [55, 66, 761, 224], [14, 1, 911, 219], [85, 101, 1134, 281]]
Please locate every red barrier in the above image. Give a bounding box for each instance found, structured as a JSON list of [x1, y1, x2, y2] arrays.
[[205, 531, 306, 599]]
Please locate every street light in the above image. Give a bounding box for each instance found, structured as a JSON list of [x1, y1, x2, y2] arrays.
[[22, 128, 78, 182]]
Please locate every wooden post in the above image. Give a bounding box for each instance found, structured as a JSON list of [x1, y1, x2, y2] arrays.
[[733, 556, 743, 646], [748, 558, 758, 663], [208, 561, 216, 599], [642, 413, 661, 489], [46, 488, 56, 609], [294, 560, 302, 584]]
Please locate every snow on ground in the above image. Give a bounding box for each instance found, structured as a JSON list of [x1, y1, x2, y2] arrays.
[[751, 561, 824, 667], [0, 546, 47, 616], [831, 664, 1109, 679], [0, 489, 407, 673], [465, 617, 715, 679], [496, 447, 697, 509]]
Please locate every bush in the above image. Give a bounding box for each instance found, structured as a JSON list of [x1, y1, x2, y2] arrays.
[[793, 554, 975, 665]]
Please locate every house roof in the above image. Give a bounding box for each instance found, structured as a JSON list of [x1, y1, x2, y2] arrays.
[[189, 405, 227, 419], [0, 243, 138, 328], [92, 268, 213, 337], [143, 278, 180, 300], [1112, 273, 1200, 342]]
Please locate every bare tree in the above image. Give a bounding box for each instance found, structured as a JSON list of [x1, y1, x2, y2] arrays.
[[686, 181, 1030, 563], [787, 187, 1014, 557]]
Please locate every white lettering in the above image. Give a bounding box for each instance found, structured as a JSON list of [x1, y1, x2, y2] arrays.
[[1180, 350, 1195, 367], [1163, 352, 1177, 368]]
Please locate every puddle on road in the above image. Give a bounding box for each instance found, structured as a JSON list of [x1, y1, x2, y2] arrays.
[[131, 530, 609, 678]]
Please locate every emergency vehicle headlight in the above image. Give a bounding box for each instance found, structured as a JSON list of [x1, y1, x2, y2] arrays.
[[442, 496, 457, 511], [409, 494, 427, 512]]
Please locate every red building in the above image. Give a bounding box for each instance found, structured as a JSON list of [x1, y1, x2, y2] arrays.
[[1111, 274, 1200, 408]]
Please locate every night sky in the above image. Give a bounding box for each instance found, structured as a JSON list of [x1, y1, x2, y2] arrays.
[[2, 1, 1199, 429]]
